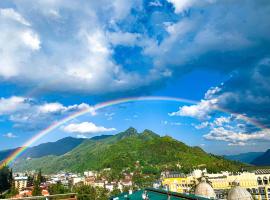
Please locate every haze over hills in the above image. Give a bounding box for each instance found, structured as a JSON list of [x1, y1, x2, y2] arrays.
[[0, 137, 87, 162], [251, 149, 270, 166], [224, 152, 264, 164], [0, 135, 117, 163], [13, 128, 245, 174]]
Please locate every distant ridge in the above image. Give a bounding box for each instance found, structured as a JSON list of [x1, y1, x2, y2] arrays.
[[224, 152, 264, 164], [0, 148, 20, 162], [90, 135, 113, 140], [0, 137, 86, 162], [251, 149, 270, 166]]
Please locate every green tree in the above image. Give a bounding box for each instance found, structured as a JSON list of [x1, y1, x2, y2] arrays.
[[110, 186, 121, 197], [0, 166, 12, 193], [32, 180, 41, 196], [73, 185, 97, 200], [4, 182, 19, 199], [96, 187, 109, 200], [27, 176, 34, 187], [49, 183, 70, 195], [36, 169, 45, 184]]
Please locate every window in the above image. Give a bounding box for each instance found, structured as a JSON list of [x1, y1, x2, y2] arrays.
[[257, 177, 263, 185]]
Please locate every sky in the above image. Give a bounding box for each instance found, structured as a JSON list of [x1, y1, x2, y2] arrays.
[[0, 0, 270, 155]]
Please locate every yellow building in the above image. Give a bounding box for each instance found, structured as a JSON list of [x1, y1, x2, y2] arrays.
[[207, 170, 270, 200], [162, 169, 270, 200], [162, 172, 195, 193]]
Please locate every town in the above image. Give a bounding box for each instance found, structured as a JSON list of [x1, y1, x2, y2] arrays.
[[2, 166, 270, 200]]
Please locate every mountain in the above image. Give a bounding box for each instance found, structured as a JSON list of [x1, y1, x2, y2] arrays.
[[224, 152, 264, 164], [90, 135, 113, 141], [251, 149, 270, 166], [0, 148, 20, 161], [14, 128, 245, 173], [0, 137, 86, 162]]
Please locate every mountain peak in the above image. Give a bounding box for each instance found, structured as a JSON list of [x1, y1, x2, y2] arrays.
[[124, 127, 138, 135], [140, 129, 159, 140], [116, 127, 138, 139]]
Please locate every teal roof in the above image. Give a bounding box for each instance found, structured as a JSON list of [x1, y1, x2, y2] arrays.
[[110, 188, 211, 200]]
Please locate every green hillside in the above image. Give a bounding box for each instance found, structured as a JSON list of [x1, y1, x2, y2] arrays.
[[14, 128, 245, 174]]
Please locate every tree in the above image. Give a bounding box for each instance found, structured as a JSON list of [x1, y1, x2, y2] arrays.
[[27, 176, 34, 187], [49, 183, 70, 195], [36, 169, 45, 184], [110, 186, 121, 197], [32, 180, 41, 196], [96, 187, 109, 200], [4, 182, 19, 198], [0, 166, 12, 193], [73, 185, 97, 200]]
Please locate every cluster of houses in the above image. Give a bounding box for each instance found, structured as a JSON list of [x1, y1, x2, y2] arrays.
[[12, 169, 133, 198]]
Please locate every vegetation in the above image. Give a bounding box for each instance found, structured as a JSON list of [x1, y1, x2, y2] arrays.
[[14, 128, 245, 174], [0, 166, 18, 198], [0, 166, 12, 193], [73, 185, 109, 200], [48, 183, 70, 196], [32, 180, 42, 196]]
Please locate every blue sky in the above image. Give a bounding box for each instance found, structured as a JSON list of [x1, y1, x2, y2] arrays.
[[0, 0, 270, 155]]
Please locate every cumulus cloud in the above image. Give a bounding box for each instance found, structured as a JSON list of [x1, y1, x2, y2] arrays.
[[63, 122, 116, 135], [0, 0, 156, 94], [192, 58, 270, 128], [169, 99, 218, 120], [204, 127, 270, 146], [0, 96, 30, 115], [0, 96, 95, 131], [0, 0, 269, 97], [3, 132, 17, 138]]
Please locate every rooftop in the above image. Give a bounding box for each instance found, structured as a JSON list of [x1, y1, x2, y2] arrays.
[[110, 188, 211, 200]]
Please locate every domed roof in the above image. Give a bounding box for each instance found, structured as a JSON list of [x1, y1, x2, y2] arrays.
[[228, 183, 253, 200], [195, 178, 216, 199]]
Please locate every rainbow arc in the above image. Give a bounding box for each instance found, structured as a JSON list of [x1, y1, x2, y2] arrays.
[[0, 96, 267, 168]]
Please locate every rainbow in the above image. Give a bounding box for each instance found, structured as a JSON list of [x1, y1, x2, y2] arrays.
[[0, 96, 266, 168]]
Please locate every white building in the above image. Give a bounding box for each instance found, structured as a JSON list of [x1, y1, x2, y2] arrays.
[[14, 176, 28, 191]]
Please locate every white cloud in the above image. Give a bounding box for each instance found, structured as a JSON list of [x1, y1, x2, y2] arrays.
[[167, 0, 197, 13], [63, 122, 116, 135], [0, 1, 155, 94], [0, 96, 29, 115], [108, 31, 140, 46], [21, 30, 41, 50], [0, 8, 41, 78], [0, 8, 30, 26], [169, 99, 218, 120], [203, 127, 270, 146], [149, 1, 162, 7], [194, 122, 210, 129], [167, 0, 216, 13], [3, 132, 17, 138], [38, 103, 65, 113], [0, 96, 96, 130]]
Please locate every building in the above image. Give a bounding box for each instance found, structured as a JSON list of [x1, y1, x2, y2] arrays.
[[14, 176, 28, 191], [162, 169, 270, 200], [162, 172, 195, 193], [110, 188, 211, 200]]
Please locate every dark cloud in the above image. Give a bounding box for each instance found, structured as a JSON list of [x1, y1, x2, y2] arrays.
[[206, 58, 270, 128]]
